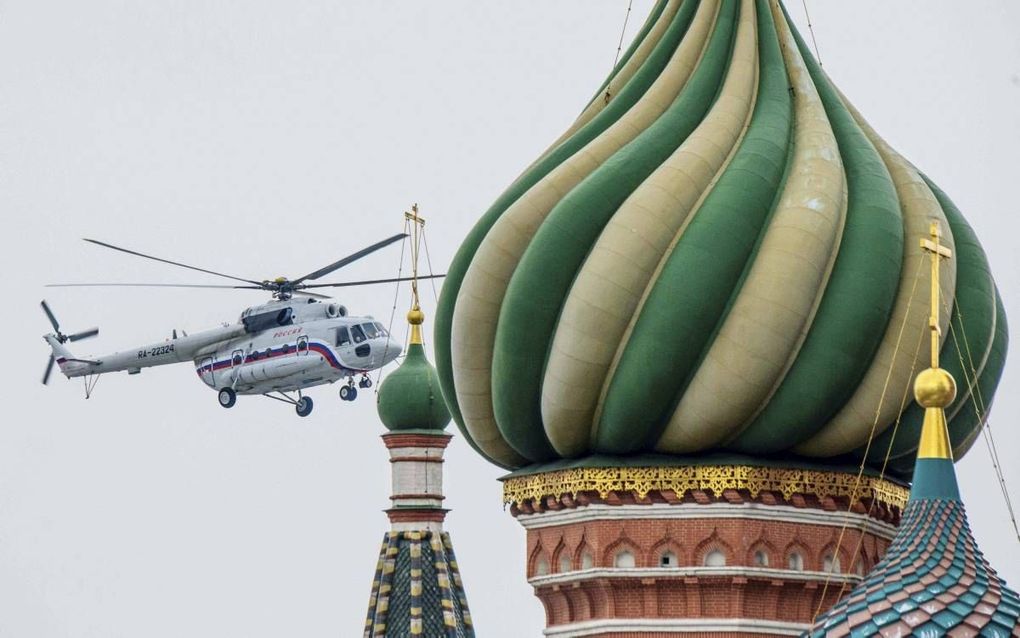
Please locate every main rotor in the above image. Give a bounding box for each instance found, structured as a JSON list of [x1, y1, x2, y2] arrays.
[[266, 276, 299, 300], [47, 233, 444, 300]]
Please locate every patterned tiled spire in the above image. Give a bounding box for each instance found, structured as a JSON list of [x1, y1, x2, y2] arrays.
[[364, 531, 473, 637], [807, 224, 1019, 636], [365, 211, 474, 637]]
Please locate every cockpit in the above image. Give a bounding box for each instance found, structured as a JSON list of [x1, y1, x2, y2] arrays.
[[335, 321, 389, 347], [336, 321, 400, 368]]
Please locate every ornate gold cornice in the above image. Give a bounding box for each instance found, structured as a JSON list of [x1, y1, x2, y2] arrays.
[[502, 465, 908, 511]]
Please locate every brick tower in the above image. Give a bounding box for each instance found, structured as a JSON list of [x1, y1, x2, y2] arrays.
[[364, 210, 474, 637], [432, 0, 1008, 635], [503, 463, 905, 635]]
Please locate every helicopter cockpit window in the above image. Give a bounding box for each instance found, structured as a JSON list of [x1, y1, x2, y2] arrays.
[[336, 326, 351, 347], [373, 322, 389, 337], [351, 325, 367, 343], [362, 323, 380, 339]]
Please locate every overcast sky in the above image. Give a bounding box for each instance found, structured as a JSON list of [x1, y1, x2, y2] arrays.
[[2, 2, 1018, 637]]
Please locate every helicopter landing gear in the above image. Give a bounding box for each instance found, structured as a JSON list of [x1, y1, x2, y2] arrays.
[[295, 396, 314, 417], [340, 382, 358, 402], [358, 375, 373, 389], [261, 390, 314, 417], [218, 387, 237, 408]]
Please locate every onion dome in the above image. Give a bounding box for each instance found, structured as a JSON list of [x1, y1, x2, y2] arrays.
[[433, 0, 1006, 474], [807, 333, 1019, 634], [377, 307, 451, 432]]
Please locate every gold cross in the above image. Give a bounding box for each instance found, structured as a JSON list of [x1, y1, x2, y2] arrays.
[[403, 202, 426, 228], [920, 220, 952, 368], [402, 204, 428, 346], [404, 204, 426, 309]]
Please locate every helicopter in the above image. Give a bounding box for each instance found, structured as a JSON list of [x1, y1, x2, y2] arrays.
[[41, 234, 443, 417]]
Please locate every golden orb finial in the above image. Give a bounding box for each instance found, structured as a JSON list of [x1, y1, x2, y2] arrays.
[[914, 367, 957, 409], [408, 304, 425, 345], [407, 307, 425, 326]]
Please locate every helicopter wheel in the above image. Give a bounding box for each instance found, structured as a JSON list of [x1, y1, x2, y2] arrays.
[[218, 387, 237, 408], [359, 376, 372, 389], [295, 396, 314, 417], [339, 385, 358, 402]]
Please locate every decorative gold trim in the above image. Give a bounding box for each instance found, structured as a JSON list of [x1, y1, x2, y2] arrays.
[[917, 407, 954, 460], [502, 465, 908, 511]]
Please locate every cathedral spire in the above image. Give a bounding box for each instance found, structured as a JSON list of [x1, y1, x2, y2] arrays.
[[807, 222, 1018, 636], [364, 207, 474, 637], [910, 220, 961, 501]]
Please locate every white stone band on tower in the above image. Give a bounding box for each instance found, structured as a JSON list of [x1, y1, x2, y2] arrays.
[[382, 432, 451, 533]]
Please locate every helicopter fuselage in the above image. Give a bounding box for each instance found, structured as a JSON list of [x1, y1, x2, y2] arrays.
[[46, 297, 403, 397], [41, 230, 434, 416]]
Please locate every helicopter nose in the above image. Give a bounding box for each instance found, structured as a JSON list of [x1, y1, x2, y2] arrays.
[[386, 337, 403, 361]]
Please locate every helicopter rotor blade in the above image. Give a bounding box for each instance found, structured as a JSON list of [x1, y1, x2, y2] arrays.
[[40, 300, 60, 332], [83, 239, 265, 287], [292, 290, 331, 300], [45, 283, 263, 290], [42, 354, 55, 385], [299, 273, 446, 290], [67, 327, 99, 342], [290, 233, 407, 285]]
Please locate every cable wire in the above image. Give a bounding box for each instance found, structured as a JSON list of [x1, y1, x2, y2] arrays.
[[800, 0, 822, 66], [940, 286, 1020, 543], [421, 229, 440, 304], [604, 0, 634, 103], [812, 253, 925, 622], [375, 220, 409, 390]]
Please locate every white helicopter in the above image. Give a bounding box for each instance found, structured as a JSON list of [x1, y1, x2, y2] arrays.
[[41, 234, 442, 417]]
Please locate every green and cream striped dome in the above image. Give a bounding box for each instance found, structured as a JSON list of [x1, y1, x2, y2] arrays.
[[434, 0, 1007, 476]]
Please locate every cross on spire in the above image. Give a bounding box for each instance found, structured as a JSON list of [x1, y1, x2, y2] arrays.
[[404, 204, 427, 345], [920, 220, 952, 368]]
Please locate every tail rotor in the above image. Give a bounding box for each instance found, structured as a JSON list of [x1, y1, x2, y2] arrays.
[[41, 300, 98, 384], [43, 354, 56, 385]]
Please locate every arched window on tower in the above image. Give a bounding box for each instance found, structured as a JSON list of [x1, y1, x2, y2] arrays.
[[823, 554, 841, 574], [659, 550, 678, 567], [703, 549, 726, 567], [614, 549, 636, 568], [753, 550, 769, 567], [558, 553, 572, 574], [535, 556, 550, 576], [787, 551, 804, 571], [580, 550, 594, 570]]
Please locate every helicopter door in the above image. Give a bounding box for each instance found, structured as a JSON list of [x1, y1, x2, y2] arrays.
[[350, 324, 370, 360], [200, 356, 215, 387], [334, 325, 354, 364], [296, 336, 309, 356], [229, 349, 245, 385]]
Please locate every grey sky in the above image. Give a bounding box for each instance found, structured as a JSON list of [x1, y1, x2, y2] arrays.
[[2, 2, 1018, 636]]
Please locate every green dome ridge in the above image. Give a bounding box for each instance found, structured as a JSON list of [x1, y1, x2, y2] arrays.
[[433, 0, 1005, 476], [377, 343, 451, 431]]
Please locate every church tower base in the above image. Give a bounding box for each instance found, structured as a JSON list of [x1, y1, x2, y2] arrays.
[[504, 463, 907, 637]]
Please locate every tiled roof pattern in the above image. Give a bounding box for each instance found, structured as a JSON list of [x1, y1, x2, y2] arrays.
[[808, 499, 1020, 637], [364, 531, 474, 637]]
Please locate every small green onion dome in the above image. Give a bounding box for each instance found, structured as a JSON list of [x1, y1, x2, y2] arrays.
[[377, 313, 451, 431]]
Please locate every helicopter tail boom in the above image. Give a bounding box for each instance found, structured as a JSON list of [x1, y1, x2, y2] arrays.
[[43, 334, 95, 379]]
